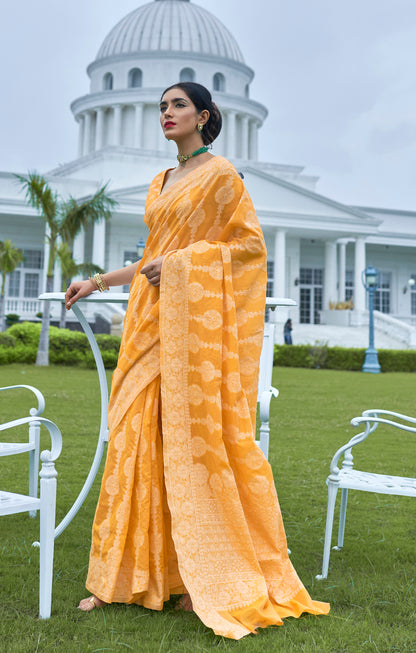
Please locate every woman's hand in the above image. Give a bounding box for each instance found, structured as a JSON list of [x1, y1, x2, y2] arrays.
[[140, 256, 165, 286], [65, 279, 96, 310]]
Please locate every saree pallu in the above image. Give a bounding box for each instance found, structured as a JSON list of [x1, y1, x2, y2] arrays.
[[86, 156, 329, 639]]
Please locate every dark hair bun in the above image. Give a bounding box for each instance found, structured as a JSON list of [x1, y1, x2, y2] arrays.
[[161, 82, 222, 145], [203, 101, 222, 145]]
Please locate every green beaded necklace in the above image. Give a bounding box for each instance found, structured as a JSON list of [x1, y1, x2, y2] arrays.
[[177, 146, 209, 166]]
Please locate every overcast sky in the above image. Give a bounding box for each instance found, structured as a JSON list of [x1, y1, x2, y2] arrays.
[[1, 0, 415, 210]]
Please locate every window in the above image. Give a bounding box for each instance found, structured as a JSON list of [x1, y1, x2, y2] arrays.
[[128, 68, 142, 88], [103, 72, 113, 91], [345, 270, 354, 302], [24, 273, 40, 298], [299, 267, 323, 324], [266, 261, 274, 297], [23, 249, 43, 269], [6, 249, 43, 299], [373, 271, 391, 314], [410, 274, 416, 315], [122, 250, 137, 293], [213, 73, 225, 92], [8, 270, 20, 297], [245, 84, 250, 98], [180, 68, 195, 83]]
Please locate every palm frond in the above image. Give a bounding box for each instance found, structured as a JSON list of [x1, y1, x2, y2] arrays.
[[60, 183, 118, 242], [15, 172, 59, 231]]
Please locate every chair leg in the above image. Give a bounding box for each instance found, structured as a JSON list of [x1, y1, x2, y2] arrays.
[[335, 488, 349, 550], [28, 421, 40, 518], [38, 460, 57, 619], [258, 422, 270, 460], [316, 480, 338, 580]]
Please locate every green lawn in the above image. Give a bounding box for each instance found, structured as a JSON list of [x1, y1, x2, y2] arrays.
[[1, 365, 415, 653]]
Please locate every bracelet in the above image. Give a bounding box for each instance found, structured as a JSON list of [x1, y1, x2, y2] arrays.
[[89, 273, 109, 292]]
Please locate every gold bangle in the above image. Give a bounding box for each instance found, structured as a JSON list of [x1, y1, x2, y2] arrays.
[[93, 273, 109, 292], [89, 276, 99, 290]]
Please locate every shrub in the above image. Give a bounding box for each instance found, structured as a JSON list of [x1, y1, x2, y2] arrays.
[[326, 347, 365, 371], [0, 333, 16, 348], [274, 344, 311, 368], [7, 321, 41, 346], [49, 328, 90, 356], [378, 349, 416, 373], [5, 313, 20, 327], [95, 334, 121, 353], [0, 344, 36, 365], [274, 344, 416, 373], [307, 340, 329, 369]]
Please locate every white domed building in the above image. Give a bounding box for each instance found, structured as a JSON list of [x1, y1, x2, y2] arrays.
[[1, 0, 416, 347]]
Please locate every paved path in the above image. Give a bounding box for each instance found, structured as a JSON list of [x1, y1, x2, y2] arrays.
[[274, 324, 408, 350]]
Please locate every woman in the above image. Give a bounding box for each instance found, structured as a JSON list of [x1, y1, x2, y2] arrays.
[[65, 82, 329, 640], [284, 318, 293, 345]]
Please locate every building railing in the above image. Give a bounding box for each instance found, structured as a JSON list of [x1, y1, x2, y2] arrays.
[[373, 310, 416, 348], [6, 299, 41, 315]]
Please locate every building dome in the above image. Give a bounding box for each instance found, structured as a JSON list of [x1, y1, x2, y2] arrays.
[[96, 0, 244, 64]]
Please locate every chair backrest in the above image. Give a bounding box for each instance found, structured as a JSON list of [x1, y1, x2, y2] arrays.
[[257, 322, 276, 402]]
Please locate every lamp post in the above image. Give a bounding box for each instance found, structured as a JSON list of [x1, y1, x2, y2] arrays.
[[136, 238, 146, 260], [362, 264, 381, 374]]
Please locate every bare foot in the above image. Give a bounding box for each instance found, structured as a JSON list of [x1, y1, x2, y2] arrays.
[[175, 594, 193, 612], [78, 595, 107, 612]]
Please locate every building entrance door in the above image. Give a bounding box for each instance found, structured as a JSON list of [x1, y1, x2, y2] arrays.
[[299, 268, 323, 324]]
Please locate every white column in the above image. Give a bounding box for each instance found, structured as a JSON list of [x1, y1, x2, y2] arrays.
[[134, 103, 143, 149], [338, 241, 346, 302], [240, 115, 249, 160], [92, 220, 106, 270], [249, 120, 258, 160], [42, 225, 50, 293], [324, 241, 338, 309], [95, 108, 104, 150], [274, 229, 286, 298], [77, 115, 85, 157], [83, 112, 92, 156], [113, 105, 122, 146], [227, 111, 237, 159], [71, 229, 85, 282], [354, 237, 366, 312]]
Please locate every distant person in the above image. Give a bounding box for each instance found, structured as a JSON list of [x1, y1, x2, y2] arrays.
[[284, 318, 293, 345]]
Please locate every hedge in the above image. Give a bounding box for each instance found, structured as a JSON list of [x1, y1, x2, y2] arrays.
[[2, 322, 121, 369], [274, 344, 416, 373], [1, 323, 416, 372]]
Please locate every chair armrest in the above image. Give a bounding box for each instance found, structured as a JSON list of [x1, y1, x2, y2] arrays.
[[0, 385, 45, 417], [329, 411, 416, 476], [0, 416, 62, 462], [351, 414, 416, 434], [259, 386, 279, 422], [361, 409, 416, 425]]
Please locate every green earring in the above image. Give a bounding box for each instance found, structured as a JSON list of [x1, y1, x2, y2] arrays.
[[197, 124, 203, 133]]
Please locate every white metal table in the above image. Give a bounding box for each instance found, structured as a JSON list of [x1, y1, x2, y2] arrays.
[[39, 292, 296, 539]]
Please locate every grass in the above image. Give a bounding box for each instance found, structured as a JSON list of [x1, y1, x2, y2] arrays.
[[1, 364, 415, 653]]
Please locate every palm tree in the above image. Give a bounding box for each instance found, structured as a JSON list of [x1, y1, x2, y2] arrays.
[[16, 173, 117, 365], [55, 242, 105, 328], [0, 240, 23, 331]]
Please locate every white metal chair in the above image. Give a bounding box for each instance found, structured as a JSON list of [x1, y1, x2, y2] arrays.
[[256, 321, 279, 459], [0, 388, 62, 618], [0, 385, 45, 517], [316, 409, 416, 580]]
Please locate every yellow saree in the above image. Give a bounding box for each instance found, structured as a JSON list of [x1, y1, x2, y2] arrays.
[[86, 156, 329, 639]]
